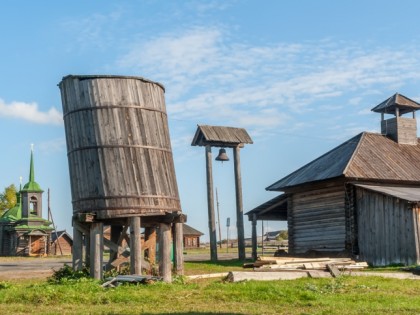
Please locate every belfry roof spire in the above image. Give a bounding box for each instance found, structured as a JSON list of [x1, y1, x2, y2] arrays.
[[22, 145, 43, 193]]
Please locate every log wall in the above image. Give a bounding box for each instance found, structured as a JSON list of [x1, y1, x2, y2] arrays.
[[51, 236, 73, 255], [356, 187, 420, 266], [289, 186, 346, 254]]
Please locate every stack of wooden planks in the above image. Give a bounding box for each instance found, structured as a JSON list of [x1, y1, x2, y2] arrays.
[[244, 256, 368, 276]]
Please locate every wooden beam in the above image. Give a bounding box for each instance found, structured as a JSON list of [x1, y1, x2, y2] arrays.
[[252, 213, 258, 261], [144, 227, 156, 264], [159, 222, 172, 282], [130, 216, 142, 275], [173, 222, 184, 275], [109, 225, 123, 264], [205, 145, 218, 262], [72, 224, 83, 271], [118, 224, 129, 246], [90, 222, 103, 280], [103, 237, 125, 255], [233, 146, 245, 261], [73, 221, 89, 234]]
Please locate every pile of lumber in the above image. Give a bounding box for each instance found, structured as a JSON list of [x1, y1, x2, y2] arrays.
[[244, 256, 368, 277]]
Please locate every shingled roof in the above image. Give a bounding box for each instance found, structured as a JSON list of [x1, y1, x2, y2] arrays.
[[267, 132, 420, 191], [183, 223, 204, 236], [245, 194, 288, 221], [191, 125, 253, 147]]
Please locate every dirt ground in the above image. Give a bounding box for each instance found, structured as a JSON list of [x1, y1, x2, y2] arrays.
[[1, 254, 418, 281], [0, 257, 72, 280], [0, 252, 247, 280]]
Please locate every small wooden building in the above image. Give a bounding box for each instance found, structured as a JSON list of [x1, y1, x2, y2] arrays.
[[0, 150, 53, 256], [50, 230, 73, 255], [183, 224, 203, 248], [248, 93, 420, 266]]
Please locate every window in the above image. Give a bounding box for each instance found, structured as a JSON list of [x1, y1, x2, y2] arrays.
[[30, 196, 38, 215]]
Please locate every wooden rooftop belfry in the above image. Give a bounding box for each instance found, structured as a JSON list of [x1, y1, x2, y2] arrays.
[[59, 75, 184, 281], [372, 93, 420, 145], [192, 125, 253, 261]]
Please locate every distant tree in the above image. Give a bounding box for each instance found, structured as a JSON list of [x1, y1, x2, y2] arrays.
[[0, 184, 17, 213], [276, 230, 288, 241]]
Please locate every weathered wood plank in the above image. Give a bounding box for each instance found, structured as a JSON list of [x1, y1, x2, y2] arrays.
[[59, 75, 182, 219], [130, 217, 142, 275], [173, 222, 184, 275], [90, 222, 103, 280], [159, 223, 172, 283]]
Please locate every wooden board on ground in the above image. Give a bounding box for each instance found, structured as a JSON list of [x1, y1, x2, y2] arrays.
[[227, 271, 308, 282], [327, 264, 341, 277], [307, 270, 332, 278]]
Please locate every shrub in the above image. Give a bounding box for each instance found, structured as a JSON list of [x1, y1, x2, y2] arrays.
[[48, 264, 90, 284]]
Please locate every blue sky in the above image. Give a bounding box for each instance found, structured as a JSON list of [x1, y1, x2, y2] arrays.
[[2, 1, 420, 241]]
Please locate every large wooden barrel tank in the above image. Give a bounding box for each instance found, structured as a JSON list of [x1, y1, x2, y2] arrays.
[[59, 75, 181, 219]]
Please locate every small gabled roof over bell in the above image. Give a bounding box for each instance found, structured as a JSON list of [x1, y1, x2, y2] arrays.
[[191, 125, 253, 147], [371, 93, 420, 115]]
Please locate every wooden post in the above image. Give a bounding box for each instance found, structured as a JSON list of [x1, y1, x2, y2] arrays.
[[216, 188, 223, 249], [130, 217, 142, 275], [205, 145, 218, 262], [233, 146, 246, 261], [109, 225, 122, 264], [252, 213, 258, 261], [72, 224, 83, 271], [159, 222, 172, 282], [90, 222, 103, 280], [173, 222, 184, 275], [144, 227, 157, 264]]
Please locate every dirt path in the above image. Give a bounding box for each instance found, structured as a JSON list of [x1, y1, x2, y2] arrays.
[[0, 257, 71, 280]]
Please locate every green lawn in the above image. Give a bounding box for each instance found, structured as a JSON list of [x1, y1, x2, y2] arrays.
[[1, 260, 420, 314]]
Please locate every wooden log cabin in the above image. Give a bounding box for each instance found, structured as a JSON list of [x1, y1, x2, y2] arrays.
[[50, 230, 73, 255], [183, 224, 203, 248], [247, 93, 420, 266]]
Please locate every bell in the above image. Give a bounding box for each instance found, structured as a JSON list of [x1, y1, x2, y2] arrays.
[[215, 148, 229, 162]]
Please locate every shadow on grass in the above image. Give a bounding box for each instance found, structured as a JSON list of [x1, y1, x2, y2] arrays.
[[141, 313, 242, 315], [185, 259, 245, 267]]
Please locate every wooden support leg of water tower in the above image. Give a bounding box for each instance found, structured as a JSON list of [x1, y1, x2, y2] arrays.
[[110, 225, 123, 270], [130, 216, 142, 275], [144, 227, 157, 264], [159, 222, 172, 282], [85, 231, 91, 268], [173, 222, 184, 275], [251, 213, 258, 261], [109, 225, 122, 262], [90, 222, 103, 280], [72, 223, 83, 271]]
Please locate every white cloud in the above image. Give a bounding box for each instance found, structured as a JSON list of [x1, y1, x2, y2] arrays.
[[38, 138, 66, 153], [116, 27, 420, 142], [0, 99, 62, 125], [61, 10, 123, 51]]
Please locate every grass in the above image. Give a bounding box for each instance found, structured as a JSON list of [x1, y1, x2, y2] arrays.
[[1, 273, 420, 314], [184, 259, 244, 275], [1, 258, 420, 314]]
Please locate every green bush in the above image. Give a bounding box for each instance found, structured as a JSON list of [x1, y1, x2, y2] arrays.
[[48, 264, 90, 284]]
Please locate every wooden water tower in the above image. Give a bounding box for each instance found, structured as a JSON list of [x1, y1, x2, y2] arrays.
[[59, 75, 185, 281]]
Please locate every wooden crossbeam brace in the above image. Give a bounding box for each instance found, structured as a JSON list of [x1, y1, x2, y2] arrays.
[[103, 237, 127, 256]]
